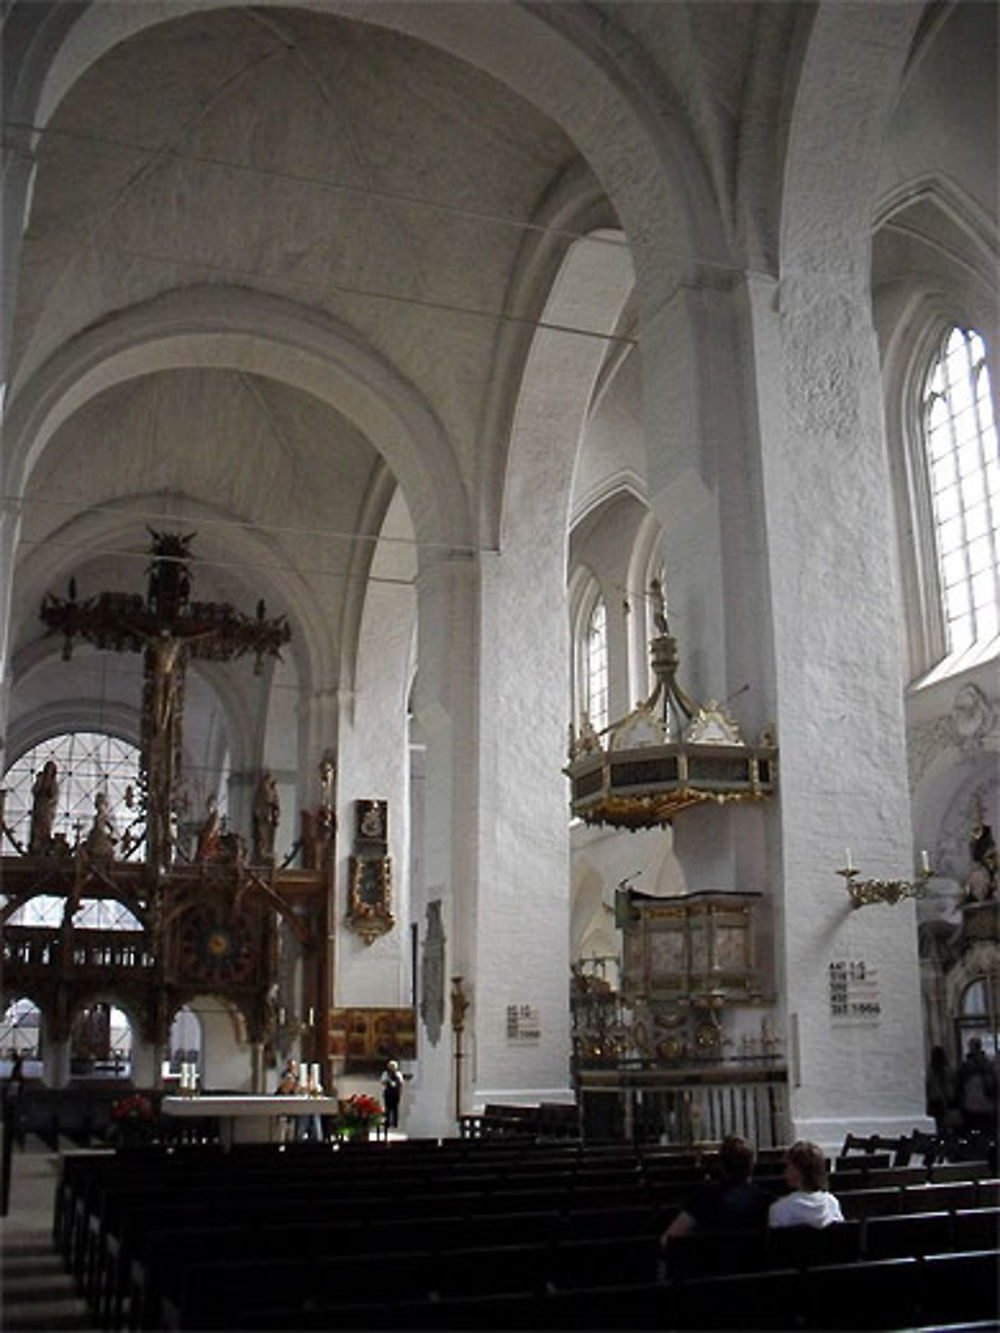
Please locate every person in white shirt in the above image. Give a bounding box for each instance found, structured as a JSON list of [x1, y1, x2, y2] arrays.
[[769, 1140, 844, 1229]]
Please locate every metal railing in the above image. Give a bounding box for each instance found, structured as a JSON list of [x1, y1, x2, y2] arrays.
[[577, 1063, 789, 1148]]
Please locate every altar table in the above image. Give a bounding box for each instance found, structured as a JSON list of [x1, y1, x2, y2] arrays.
[[161, 1095, 340, 1148]]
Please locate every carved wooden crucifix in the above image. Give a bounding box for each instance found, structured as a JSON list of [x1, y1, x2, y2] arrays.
[[40, 531, 291, 867]]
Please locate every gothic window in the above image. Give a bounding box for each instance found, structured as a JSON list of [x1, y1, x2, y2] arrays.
[[3, 732, 144, 929], [956, 976, 998, 1058], [921, 326, 999, 659], [1, 997, 40, 1063], [584, 595, 609, 735]]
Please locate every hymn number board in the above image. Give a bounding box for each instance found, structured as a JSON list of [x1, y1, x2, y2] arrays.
[[829, 959, 882, 1024]]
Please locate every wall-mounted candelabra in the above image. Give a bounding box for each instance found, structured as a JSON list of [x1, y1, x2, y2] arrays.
[[837, 848, 932, 909]]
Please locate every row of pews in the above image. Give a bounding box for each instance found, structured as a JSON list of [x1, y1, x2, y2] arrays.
[[53, 1137, 999, 1331]]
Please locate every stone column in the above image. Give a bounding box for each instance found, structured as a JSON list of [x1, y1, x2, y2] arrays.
[[43, 1038, 71, 1090], [745, 266, 929, 1143], [639, 283, 773, 900], [405, 549, 478, 1135], [474, 544, 573, 1107], [130, 1036, 159, 1089]]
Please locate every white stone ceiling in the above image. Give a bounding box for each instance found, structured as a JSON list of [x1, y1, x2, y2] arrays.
[[8, 6, 592, 731], [12, 7, 580, 452]]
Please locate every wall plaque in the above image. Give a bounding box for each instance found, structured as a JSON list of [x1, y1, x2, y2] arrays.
[[506, 1003, 541, 1042], [829, 959, 881, 1023]]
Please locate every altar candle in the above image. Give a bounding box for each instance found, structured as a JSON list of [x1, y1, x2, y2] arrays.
[[844, 848, 852, 869], [307, 1007, 315, 1027], [299, 1064, 308, 1092], [921, 849, 930, 874], [180, 1063, 188, 1091], [311, 1063, 321, 1091], [279, 1007, 286, 1026]]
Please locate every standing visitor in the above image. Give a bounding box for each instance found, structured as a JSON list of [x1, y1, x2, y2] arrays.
[[925, 1045, 956, 1136], [381, 1059, 403, 1129], [956, 1037, 997, 1136]]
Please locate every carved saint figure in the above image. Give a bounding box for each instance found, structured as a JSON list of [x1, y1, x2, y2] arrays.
[[195, 794, 222, 863], [649, 577, 670, 636], [450, 976, 470, 1034], [319, 753, 336, 810], [252, 771, 280, 864], [29, 760, 59, 854], [964, 807, 998, 904], [83, 791, 116, 862]]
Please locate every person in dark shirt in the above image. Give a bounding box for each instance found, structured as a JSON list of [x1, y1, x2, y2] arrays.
[[662, 1135, 772, 1242]]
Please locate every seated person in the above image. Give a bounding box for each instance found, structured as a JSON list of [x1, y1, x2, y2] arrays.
[[768, 1139, 843, 1228], [662, 1135, 773, 1243]]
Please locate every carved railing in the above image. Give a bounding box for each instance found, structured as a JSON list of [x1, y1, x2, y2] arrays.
[[576, 1063, 789, 1148], [2, 925, 155, 979]]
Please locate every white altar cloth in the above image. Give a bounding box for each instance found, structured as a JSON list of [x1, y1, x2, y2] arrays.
[[161, 1095, 340, 1147]]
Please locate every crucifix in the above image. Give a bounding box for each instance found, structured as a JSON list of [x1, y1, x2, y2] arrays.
[[40, 531, 291, 867]]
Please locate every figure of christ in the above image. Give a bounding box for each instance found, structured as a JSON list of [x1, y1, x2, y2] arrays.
[[140, 634, 190, 869], [39, 532, 292, 868]]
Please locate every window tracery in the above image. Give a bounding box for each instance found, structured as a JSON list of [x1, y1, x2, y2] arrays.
[[3, 732, 144, 929], [584, 595, 609, 735], [921, 325, 999, 662]]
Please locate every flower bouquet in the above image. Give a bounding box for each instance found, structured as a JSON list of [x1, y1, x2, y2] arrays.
[[109, 1092, 157, 1147], [338, 1093, 382, 1140]]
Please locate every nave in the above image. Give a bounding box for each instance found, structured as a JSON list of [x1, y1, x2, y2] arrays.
[[41, 1133, 1000, 1332]]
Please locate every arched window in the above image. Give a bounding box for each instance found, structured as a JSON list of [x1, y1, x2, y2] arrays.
[[956, 975, 998, 1059], [584, 596, 609, 734], [921, 326, 999, 658], [3, 732, 144, 929]]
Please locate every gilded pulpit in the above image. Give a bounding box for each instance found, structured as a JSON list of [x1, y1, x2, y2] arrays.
[[568, 591, 787, 1145]]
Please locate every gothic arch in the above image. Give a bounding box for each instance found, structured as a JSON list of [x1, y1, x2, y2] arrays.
[[781, 3, 923, 280], [11, 1, 722, 273], [4, 287, 471, 562]]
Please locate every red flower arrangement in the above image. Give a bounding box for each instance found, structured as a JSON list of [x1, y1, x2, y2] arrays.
[[340, 1093, 382, 1129], [109, 1093, 158, 1146], [111, 1093, 155, 1122]]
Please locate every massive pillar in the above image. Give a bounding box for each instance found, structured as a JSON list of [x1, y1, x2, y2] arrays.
[[745, 266, 928, 1144], [405, 549, 479, 1135]]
